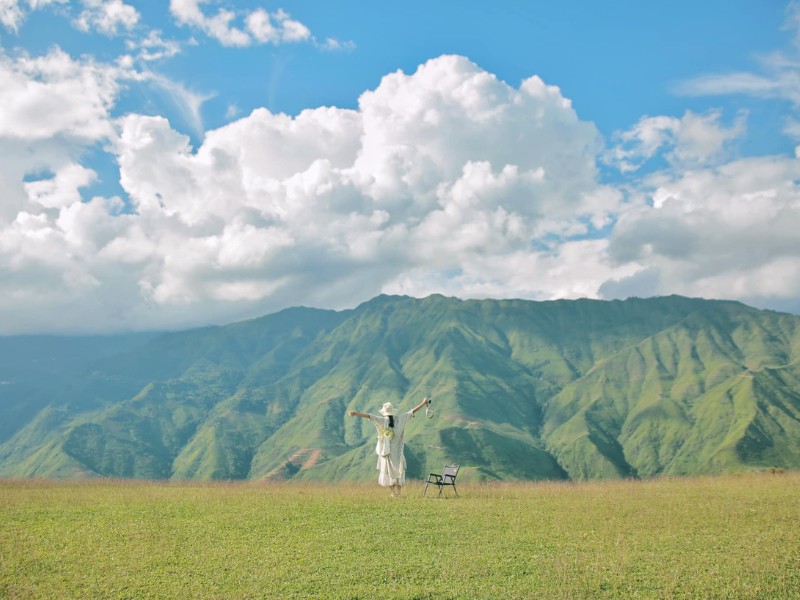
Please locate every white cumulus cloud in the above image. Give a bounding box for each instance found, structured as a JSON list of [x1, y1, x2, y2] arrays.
[[608, 110, 747, 172], [170, 0, 312, 47], [0, 47, 122, 142], [25, 163, 97, 209], [602, 154, 800, 308], [0, 54, 631, 333], [1, 50, 800, 334], [0, 0, 64, 32], [0, 47, 130, 230], [74, 0, 139, 36]]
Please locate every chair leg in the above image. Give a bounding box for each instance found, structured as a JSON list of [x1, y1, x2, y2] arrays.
[[424, 481, 429, 497], [452, 484, 458, 498], [437, 484, 443, 498]]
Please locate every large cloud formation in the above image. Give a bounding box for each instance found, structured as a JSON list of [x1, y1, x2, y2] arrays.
[[110, 56, 624, 327], [602, 154, 800, 309], [1, 52, 799, 333]]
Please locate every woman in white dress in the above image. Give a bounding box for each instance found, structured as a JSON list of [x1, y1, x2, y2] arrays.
[[348, 397, 430, 497]]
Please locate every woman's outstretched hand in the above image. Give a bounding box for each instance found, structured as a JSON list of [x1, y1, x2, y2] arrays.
[[348, 410, 356, 416]]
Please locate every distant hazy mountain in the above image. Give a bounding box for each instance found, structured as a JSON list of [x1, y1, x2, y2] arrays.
[[1, 295, 799, 482]]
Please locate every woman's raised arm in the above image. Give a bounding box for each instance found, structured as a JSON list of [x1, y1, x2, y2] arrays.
[[348, 411, 371, 419], [411, 397, 430, 415]]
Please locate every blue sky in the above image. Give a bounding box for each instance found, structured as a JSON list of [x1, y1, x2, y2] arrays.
[[11, 2, 789, 144], [2, 1, 800, 333]]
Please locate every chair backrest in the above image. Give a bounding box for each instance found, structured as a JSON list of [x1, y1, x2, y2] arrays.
[[442, 464, 459, 483]]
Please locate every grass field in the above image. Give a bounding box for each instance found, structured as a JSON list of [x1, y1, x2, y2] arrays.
[[1, 472, 799, 599]]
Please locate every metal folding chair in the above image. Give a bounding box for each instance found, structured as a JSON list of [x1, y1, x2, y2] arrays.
[[423, 464, 460, 498]]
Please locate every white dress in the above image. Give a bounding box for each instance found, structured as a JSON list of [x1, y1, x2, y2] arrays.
[[369, 410, 414, 486]]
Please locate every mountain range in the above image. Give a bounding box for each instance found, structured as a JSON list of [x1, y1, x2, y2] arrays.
[[1, 294, 799, 482]]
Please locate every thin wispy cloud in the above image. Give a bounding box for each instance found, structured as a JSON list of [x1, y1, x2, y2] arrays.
[[142, 71, 212, 137], [126, 29, 181, 62], [674, 2, 800, 120], [675, 57, 800, 108]]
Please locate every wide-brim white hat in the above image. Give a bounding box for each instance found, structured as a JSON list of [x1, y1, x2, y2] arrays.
[[379, 402, 395, 416]]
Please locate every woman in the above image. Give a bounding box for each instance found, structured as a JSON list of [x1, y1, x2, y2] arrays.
[[348, 396, 429, 497]]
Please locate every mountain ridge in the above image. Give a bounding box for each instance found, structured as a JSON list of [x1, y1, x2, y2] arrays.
[[1, 294, 799, 482]]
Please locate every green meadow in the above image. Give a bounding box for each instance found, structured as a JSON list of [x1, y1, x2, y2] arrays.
[[1, 473, 798, 599]]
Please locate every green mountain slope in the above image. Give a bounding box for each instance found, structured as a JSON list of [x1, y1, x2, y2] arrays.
[[1, 295, 799, 482]]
